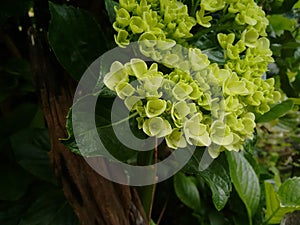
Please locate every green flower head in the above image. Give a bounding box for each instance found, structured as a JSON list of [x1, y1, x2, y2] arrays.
[[196, 7, 212, 28], [217, 33, 235, 49], [142, 117, 172, 137], [171, 101, 190, 127], [145, 99, 167, 118], [119, 0, 137, 11], [224, 73, 249, 96], [166, 128, 187, 149], [189, 48, 210, 71], [130, 16, 148, 34], [115, 82, 135, 99], [210, 120, 234, 146], [124, 95, 142, 111], [129, 58, 148, 78], [172, 82, 193, 100], [114, 29, 130, 48], [103, 61, 128, 91], [115, 8, 131, 27], [241, 28, 259, 48], [201, 0, 226, 12], [183, 113, 211, 146]]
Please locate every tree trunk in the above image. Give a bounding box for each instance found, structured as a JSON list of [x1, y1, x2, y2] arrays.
[[281, 211, 300, 225], [28, 27, 147, 225]]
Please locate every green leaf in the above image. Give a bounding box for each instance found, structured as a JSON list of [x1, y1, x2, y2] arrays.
[[10, 128, 57, 185], [226, 151, 260, 225], [174, 172, 201, 211], [181, 150, 231, 211], [181, 147, 206, 174], [268, 15, 297, 36], [150, 219, 157, 225], [48, 2, 107, 80], [256, 100, 294, 123], [287, 98, 300, 105], [294, 0, 300, 8], [265, 180, 300, 224], [105, 0, 119, 24], [265, 181, 282, 224], [200, 154, 231, 211], [62, 95, 137, 162], [0, 163, 32, 201], [278, 177, 300, 207], [19, 189, 78, 225]]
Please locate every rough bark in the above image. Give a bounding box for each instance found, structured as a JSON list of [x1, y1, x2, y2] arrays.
[[281, 211, 300, 225], [28, 27, 147, 225]]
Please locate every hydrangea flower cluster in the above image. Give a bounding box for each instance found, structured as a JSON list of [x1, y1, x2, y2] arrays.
[[104, 0, 282, 157], [113, 0, 196, 47]]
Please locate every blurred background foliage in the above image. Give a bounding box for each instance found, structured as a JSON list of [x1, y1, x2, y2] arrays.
[[0, 0, 299, 225]]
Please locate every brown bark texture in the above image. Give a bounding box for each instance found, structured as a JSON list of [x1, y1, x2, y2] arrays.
[[28, 27, 147, 225]]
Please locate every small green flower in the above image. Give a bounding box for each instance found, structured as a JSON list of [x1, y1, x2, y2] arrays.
[[166, 128, 187, 149], [201, 0, 226, 12], [194, 72, 211, 92], [119, 0, 137, 11], [217, 33, 235, 49], [115, 82, 135, 99], [124, 95, 142, 110], [162, 53, 180, 67], [139, 76, 163, 98], [189, 82, 201, 100], [103, 61, 128, 91], [256, 102, 270, 114], [115, 8, 131, 27], [136, 0, 151, 15], [223, 132, 242, 152], [224, 73, 249, 96], [184, 113, 211, 146], [225, 96, 243, 111], [130, 16, 148, 34], [241, 28, 259, 48], [235, 12, 256, 26], [172, 82, 193, 100], [145, 99, 167, 118], [142, 11, 161, 29], [196, 7, 212, 28], [114, 29, 130, 47], [171, 101, 190, 125], [156, 39, 176, 50], [172, 18, 195, 39], [214, 68, 231, 84], [138, 32, 158, 48], [226, 41, 246, 60], [142, 117, 172, 137], [241, 116, 255, 136], [189, 48, 210, 71], [244, 91, 264, 106], [210, 120, 234, 146], [129, 58, 148, 78]]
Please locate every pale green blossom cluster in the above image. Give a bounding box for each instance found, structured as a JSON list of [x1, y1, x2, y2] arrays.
[[197, 0, 268, 35], [103, 49, 280, 157], [104, 0, 282, 157], [113, 0, 196, 47]]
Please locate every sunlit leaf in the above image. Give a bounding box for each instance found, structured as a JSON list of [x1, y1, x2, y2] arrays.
[[226, 151, 260, 225], [256, 100, 294, 123]]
